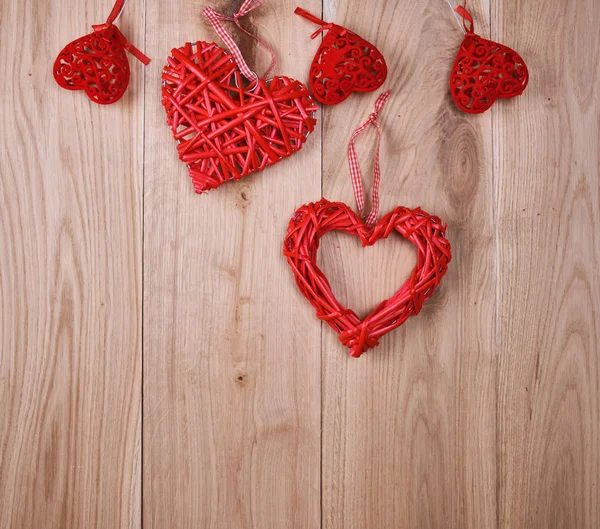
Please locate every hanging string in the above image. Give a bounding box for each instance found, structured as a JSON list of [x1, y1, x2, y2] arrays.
[[454, 2, 474, 34], [203, 0, 277, 83], [445, 0, 467, 35], [105, 0, 129, 25], [294, 7, 335, 39], [91, 0, 150, 64], [347, 90, 391, 228]]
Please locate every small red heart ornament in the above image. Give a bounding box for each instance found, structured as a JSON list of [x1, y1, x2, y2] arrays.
[[162, 41, 317, 193], [449, 6, 529, 113], [54, 25, 132, 105], [284, 199, 451, 358], [295, 7, 387, 105]]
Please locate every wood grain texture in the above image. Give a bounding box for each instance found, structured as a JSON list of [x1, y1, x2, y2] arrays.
[[495, 0, 600, 528], [319, 1, 497, 528], [0, 1, 143, 528], [142, 1, 322, 528], [1, 0, 599, 528]]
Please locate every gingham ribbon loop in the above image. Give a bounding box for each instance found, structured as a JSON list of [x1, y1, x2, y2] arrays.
[[347, 90, 392, 227], [202, 0, 277, 83]]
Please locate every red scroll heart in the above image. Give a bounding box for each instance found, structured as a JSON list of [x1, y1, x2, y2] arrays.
[[54, 25, 131, 105], [295, 7, 387, 105], [161, 42, 317, 193], [449, 5, 529, 113], [53, 0, 150, 105], [284, 199, 451, 358]]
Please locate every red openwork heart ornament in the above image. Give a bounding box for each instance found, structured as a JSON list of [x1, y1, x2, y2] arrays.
[[295, 7, 387, 105], [54, 25, 133, 105], [284, 199, 451, 358], [449, 6, 528, 113], [162, 41, 317, 193], [53, 0, 150, 105]]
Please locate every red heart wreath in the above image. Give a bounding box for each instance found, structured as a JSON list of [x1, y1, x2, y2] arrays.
[[295, 7, 387, 105], [284, 199, 451, 358], [449, 4, 528, 113]]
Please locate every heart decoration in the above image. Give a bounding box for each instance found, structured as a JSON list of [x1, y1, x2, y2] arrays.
[[54, 26, 130, 105], [162, 41, 317, 194], [284, 199, 451, 358], [295, 7, 387, 105], [283, 92, 452, 358], [53, 0, 150, 105], [449, 5, 528, 113]]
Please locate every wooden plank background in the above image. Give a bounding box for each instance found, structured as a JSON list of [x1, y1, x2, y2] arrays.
[[0, 0, 598, 528]]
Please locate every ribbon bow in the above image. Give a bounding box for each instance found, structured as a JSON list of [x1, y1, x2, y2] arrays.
[[294, 7, 342, 40], [446, 0, 474, 35], [455, 3, 474, 34], [347, 90, 392, 227], [203, 0, 277, 83], [93, 0, 150, 64]]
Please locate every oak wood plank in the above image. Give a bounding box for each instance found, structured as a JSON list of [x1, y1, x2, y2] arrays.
[[142, 1, 322, 527], [0, 1, 144, 528], [495, 0, 600, 527], [319, 1, 497, 528]]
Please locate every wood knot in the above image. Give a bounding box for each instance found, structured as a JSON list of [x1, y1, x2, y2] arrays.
[[235, 373, 248, 386], [235, 185, 252, 210]]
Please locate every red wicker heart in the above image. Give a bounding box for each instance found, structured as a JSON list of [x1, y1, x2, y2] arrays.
[[295, 8, 387, 105], [449, 6, 528, 114], [284, 199, 452, 358], [162, 41, 317, 193], [54, 25, 131, 105]]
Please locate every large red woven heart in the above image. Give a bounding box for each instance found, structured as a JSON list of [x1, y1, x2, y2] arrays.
[[54, 25, 131, 105], [449, 6, 528, 114], [284, 199, 451, 358], [162, 41, 317, 193], [295, 8, 387, 105]]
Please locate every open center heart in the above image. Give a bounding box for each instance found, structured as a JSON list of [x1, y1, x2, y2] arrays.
[[162, 41, 317, 193], [450, 34, 529, 114], [284, 199, 452, 358], [320, 231, 417, 319]]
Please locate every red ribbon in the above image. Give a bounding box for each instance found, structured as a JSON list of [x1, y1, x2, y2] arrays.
[[347, 91, 392, 227], [294, 7, 340, 40], [203, 0, 277, 83], [92, 0, 150, 64], [455, 2, 474, 34]]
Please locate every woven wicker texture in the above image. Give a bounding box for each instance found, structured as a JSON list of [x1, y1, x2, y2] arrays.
[[162, 41, 317, 193], [295, 7, 387, 105], [284, 199, 452, 358], [449, 5, 528, 113]]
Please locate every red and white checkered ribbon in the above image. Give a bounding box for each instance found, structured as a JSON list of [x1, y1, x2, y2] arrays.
[[202, 0, 277, 83], [347, 90, 392, 227]]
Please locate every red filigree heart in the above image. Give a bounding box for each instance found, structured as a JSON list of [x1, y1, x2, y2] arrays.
[[284, 199, 452, 358], [53, 25, 131, 105], [449, 7, 529, 114], [162, 41, 317, 193], [295, 8, 387, 105]]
